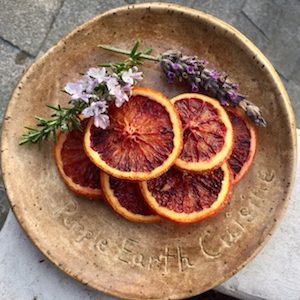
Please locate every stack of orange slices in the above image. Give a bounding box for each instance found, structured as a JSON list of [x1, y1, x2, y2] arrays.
[[54, 87, 257, 224]]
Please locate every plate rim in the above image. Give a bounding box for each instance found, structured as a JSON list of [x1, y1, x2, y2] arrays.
[[1, 3, 297, 299]]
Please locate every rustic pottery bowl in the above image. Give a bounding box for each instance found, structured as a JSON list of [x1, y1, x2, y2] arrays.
[[1, 3, 297, 300]]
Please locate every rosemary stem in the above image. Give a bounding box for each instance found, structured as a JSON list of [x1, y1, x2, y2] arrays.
[[98, 44, 160, 62], [98, 63, 113, 67]]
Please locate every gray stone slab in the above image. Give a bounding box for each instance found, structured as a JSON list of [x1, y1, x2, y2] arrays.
[[192, 0, 269, 52], [40, 0, 126, 54], [0, 211, 117, 300], [286, 79, 300, 126], [265, 32, 300, 81], [0, 39, 33, 125], [243, 0, 300, 79], [192, 0, 268, 53], [234, 13, 269, 52], [0, 40, 33, 207], [40, 0, 201, 54], [0, 190, 9, 231], [291, 57, 300, 86], [193, 0, 245, 25], [0, 0, 63, 56], [242, 0, 282, 37]]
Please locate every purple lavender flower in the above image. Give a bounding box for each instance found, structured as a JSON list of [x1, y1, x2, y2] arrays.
[[199, 59, 208, 66], [228, 90, 241, 105], [166, 71, 175, 83], [220, 97, 229, 106], [210, 69, 220, 81], [191, 83, 199, 92], [228, 90, 238, 100], [167, 71, 175, 79], [171, 63, 180, 70], [186, 65, 195, 74], [230, 82, 239, 90]]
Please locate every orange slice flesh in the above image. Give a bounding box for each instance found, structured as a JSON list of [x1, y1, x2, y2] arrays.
[[101, 172, 160, 223], [140, 163, 232, 224], [227, 108, 257, 184], [84, 87, 183, 181], [54, 119, 102, 199], [171, 93, 233, 172]]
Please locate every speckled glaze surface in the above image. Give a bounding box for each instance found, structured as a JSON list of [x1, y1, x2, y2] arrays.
[[1, 4, 297, 300]]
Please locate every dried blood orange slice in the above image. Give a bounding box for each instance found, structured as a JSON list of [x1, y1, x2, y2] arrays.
[[84, 87, 183, 181], [140, 163, 232, 224], [171, 93, 233, 172], [101, 173, 160, 223], [227, 108, 257, 184], [54, 119, 101, 199]]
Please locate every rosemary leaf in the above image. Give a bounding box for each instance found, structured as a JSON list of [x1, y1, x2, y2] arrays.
[[19, 102, 86, 146]]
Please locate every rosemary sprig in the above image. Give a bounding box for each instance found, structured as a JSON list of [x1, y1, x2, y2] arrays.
[[19, 102, 86, 146], [20, 42, 145, 146], [98, 41, 157, 73]]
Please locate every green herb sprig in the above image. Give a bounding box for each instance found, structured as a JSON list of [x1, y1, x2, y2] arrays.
[[19, 102, 86, 146], [98, 41, 157, 73], [19, 42, 147, 146]]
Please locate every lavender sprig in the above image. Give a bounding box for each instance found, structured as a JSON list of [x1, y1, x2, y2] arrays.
[[160, 50, 267, 126], [98, 44, 266, 127]]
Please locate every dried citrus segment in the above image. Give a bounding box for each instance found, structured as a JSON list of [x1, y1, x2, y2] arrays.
[[140, 163, 232, 224], [54, 119, 102, 199], [227, 108, 257, 184], [171, 93, 233, 172], [84, 87, 183, 181], [101, 173, 160, 223]]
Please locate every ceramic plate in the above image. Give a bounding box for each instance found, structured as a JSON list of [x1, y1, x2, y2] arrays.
[[1, 3, 297, 300]]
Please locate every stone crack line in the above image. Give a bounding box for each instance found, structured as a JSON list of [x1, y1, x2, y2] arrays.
[[241, 10, 269, 39], [38, 0, 66, 55], [0, 36, 34, 59]]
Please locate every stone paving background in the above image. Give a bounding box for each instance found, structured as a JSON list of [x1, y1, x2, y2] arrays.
[[0, 0, 299, 245]]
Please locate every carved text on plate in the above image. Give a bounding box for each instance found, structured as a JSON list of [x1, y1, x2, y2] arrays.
[[199, 169, 278, 258], [51, 169, 279, 272], [117, 238, 194, 273]]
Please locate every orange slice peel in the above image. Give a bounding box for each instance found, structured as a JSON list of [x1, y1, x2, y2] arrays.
[[54, 120, 102, 199], [101, 172, 160, 223], [171, 93, 234, 172], [140, 163, 232, 224], [84, 87, 183, 181], [227, 107, 257, 184]]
